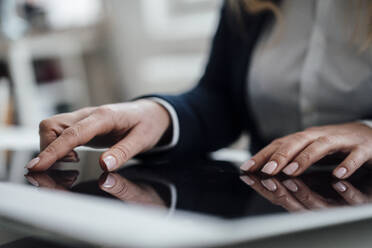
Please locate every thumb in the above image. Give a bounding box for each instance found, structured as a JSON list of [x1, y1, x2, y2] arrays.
[[100, 126, 147, 171], [99, 173, 142, 201]]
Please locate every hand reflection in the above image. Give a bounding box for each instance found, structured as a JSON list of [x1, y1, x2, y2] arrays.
[[98, 173, 167, 208], [332, 181, 370, 205], [241, 174, 371, 212], [25, 170, 79, 191], [26, 170, 167, 208]]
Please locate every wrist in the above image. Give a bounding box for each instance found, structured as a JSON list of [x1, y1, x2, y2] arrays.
[[134, 99, 171, 133]]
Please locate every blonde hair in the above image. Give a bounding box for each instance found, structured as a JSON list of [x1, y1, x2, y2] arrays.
[[228, 0, 372, 49]]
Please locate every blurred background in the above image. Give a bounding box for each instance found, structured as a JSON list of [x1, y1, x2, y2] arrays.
[[0, 0, 222, 149]]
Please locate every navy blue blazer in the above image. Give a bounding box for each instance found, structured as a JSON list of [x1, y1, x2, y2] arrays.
[[145, 1, 278, 160]]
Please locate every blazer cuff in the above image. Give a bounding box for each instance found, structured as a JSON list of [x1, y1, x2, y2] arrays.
[[359, 120, 372, 129], [147, 97, 180, 152]]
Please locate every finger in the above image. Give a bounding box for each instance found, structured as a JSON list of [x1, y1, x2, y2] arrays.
[[332, 181, 369, 205], [39, 119, 62, 151], [286, 179, 330, 209], [100, 125, 148, 171], [49, 170, 80, 188], [27, 113, 115, 171], [333, 147, 370, 179], [99, 173, 142, 201], [284, 136, 348, 176], [240, 175, 305, 212], [24, 175, 40, 187], [240, 175, 276, 197], [60, 150, 80, 163], [261, 132, 313, 175], [39, 108, 94, 151], [39, 120, 77, 161], [241, 141, 281, 172], [25, 173, 66, 191]]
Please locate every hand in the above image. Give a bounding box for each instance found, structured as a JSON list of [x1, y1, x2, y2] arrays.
[[25, 170, 79, 191], [240, 174, 371, 212], [332, 181, 372, 205], [241, 122, 372, 179], [99, 173, 166, 207], [25, 100, 171, 171]]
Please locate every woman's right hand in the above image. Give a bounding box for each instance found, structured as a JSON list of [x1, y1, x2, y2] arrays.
[[25, 99, 171, 172]]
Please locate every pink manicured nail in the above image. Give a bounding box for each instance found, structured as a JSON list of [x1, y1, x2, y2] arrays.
[[103, 156, 117, 171], [241, 160, 255, 171], [25, 157, 40, 169], [102, 174, 116, 188], [261, 179, 277, 192], [261, 161, 278, 174], [283, 179, 298, 192], [25, 176, 39, 187], [334, 167, 347, 179], [333, 182, 347, 192], [240, 175, 255, 186], [283, 162, 299, 175]]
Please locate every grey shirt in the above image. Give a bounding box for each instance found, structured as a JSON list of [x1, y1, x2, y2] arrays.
[[249, 0, 372, 142]]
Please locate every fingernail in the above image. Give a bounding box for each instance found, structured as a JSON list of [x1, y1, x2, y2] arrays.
[[283, 179, 298, 192], [261, 161, 278, 174], [261, 179, 277, 192], [102, 174, 116, 188], [334, 167, 347, 179], [25, 157, 40, 169], [103, 155, 117, 171], [240, 175, 255, 186], [25, 176, 39, 187], [283, 162, 299, 175], [333, 182, 347, 192], [241, 160, 255, 171]]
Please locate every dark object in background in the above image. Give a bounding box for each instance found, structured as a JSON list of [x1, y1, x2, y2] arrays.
[[21, 1, 48, 32], [33, 58, 63, 84]]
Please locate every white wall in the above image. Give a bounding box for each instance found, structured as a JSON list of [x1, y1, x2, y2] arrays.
[[104, 0, 221, 100]]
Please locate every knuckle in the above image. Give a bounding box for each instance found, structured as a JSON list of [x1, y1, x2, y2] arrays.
[[270, 138, 283, 146], [356, 145, 371, 157], [113, 181, 129, 197], [43, 145, 58, 162], [346, 158, 359, 170], [44, 144, 56, 154], [39, 119, 53, 132], [257, 150, 272, 161], [62, 127, 79, 139], [94, 106, 115, 117], [274, 193, 292, 206], [298, 150, 312, 163], [272, 150, 290, 162], [296, 192, 312, 204], [316, 136, 334, 145], [112, 145, 131, 162], [293, 132, 311, 141], [101, 177, 130, 198]]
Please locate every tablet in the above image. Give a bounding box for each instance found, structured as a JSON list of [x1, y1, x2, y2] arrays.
[[1, 149, 372, 248]]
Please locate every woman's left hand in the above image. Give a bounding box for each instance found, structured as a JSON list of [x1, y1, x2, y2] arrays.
[[241, 122, 372, 179]]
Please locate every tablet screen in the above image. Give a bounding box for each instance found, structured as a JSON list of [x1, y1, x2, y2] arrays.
[[2, 149, 372, 247], [9, 150, 372, 219]]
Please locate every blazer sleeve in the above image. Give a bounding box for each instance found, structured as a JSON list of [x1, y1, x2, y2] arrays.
[[141, 3, 247, 160]]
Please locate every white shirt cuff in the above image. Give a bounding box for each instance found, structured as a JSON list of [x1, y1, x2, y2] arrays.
[[359, 120, 372, 129], [147, 97, 180, 152]]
